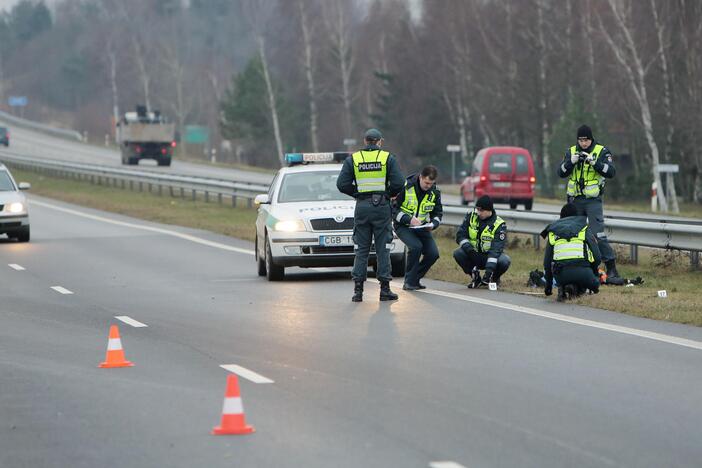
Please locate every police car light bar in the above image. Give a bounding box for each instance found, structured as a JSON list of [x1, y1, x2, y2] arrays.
[[285, 152, 350, 166]]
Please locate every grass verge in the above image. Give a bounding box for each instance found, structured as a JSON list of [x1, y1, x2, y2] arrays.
[[11, 167, 702, 326]]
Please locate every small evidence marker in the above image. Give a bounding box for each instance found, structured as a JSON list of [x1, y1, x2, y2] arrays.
[[657, 290, 668, 298], [220, 364, 274, 384], [488, 282, 498, 291], [8, 264, 25, 271], [50, 286, 73, 295], [115, 316, 148, 328]]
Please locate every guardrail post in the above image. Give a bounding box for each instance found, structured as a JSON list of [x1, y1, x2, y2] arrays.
[[192, 189, 196, 201], [129, 180, 133, 191], [691, 251, 700, 269], [169, 186, 174, 197], [158, 185, 162, 196], [247, 198, 252, 209], [121, 179, 125, 189], [139, 182, 143, 192], [629, 245, 639, 264], [232, 195, 237, 207], [180, 187, 185, 199], [218, 193, 222, 204], [205, 191, 209, 203], [532, 234, 540, 250]]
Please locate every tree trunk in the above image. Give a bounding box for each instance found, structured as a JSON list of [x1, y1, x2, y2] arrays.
[[535, 0, 552, 195], [258, 36, 285, 167], [132, 38, 151, 111], [298, 0, 319, 152], [650, 0, 679, 212]]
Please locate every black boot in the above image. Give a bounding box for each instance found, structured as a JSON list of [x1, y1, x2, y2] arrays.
[[352, 281, 364, 302], [556, 286, 567, 302], [605, 260, 620, 279], [379, 280, 398, 301]]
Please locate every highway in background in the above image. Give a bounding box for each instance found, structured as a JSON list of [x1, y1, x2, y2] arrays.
[[1, 117, 697, 222], [1, 194, 701, 467]]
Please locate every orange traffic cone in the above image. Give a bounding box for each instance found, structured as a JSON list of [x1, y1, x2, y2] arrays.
[[211, 374, 255, 435], [98, 324, 134, 368]]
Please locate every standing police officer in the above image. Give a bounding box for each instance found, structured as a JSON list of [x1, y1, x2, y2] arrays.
[[542, 203, 602, 301], [392, 165, 442, 291], [337, 128, 405, 302], [453, 195, 511, 288], [557, 125, 620, 279]]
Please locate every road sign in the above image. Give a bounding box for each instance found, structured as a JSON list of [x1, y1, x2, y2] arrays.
[[446, 144, 461, 152], [8, 96, 27, 107], [656, 164, 679, 173], [343, 138, 357, 146], [184, 125, 209, 144]]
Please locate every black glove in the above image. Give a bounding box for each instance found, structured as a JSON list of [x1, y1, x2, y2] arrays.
[[482, 270, 493, 284], [544, 285, 552, 296]]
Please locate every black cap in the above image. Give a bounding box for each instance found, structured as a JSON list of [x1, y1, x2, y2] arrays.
[[475, 195, 494, 212], [364, 128, 382, 141], [577, 125, 593, 140], [560, 203, 578, 218]]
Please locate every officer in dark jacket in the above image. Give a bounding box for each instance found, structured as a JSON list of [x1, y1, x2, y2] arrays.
[[557, 124, 619, 279], [337, 128, 405, 302], [392, 165, 442, 291], [453, 195, 511, 288], [542, 203, 602, 301]]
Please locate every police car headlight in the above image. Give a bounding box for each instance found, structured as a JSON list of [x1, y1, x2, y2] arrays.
[[8, 202, 25, 214], [274, 219, 306, 232]]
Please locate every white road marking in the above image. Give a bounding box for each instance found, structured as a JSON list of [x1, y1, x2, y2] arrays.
[[420, 289, 702, 351], [30, 199, 254, 256], [430, 462, 467, 468], [115, 316, 148, 328], [8, 263, 25, 270], [220, 364, 274, 384], [51, 286, 74, 295]]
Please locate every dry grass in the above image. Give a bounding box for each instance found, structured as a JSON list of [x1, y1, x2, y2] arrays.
[[11, 167, 702, 326]]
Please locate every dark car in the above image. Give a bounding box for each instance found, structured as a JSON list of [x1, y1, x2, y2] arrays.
[[0, 127, 8, 146]]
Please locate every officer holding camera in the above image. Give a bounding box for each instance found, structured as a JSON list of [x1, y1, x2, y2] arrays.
[[557, 125, 620, 279]]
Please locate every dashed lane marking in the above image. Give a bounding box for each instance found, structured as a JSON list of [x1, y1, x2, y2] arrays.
[[8, 264, 25, 270], [30, 199, 254, 256], [420, 289, 702, 351], [115, 316, 148, 328], [430, 462, 467, 468], [220, 364, 274, 384], [51, 286, 74, 295]]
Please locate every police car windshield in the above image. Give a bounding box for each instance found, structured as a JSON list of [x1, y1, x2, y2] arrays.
[[278, 171, 351, 203], [0, 171, 15, 191]]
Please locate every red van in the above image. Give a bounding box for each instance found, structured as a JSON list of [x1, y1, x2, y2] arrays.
[[460, 146, 536, 210]]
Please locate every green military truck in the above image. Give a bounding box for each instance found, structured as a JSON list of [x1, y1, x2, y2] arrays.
[[116, 106, 176, 166]]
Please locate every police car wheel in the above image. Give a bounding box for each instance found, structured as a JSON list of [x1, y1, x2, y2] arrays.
[[265, 236, 284, 281], [255, 236, 266, 276]]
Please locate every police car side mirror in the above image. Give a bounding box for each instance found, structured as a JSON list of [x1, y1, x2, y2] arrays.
[[459, 170, 467, 178], [254, 194, 270, 205]]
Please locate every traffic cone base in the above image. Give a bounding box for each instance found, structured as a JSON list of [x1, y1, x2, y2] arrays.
[[211, 375, 255, 436], [98, 325, 134, 368]]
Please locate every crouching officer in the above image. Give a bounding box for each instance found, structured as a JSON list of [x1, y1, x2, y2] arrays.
[[542, 203, 602, 301], [453, 195, 511, 288], [392, 165, 442, 290], [337, 128, 405, 302]]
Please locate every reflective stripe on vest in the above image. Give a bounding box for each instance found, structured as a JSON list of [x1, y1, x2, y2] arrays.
[[399, 185, 436, 223], [352, 150, 389, 192], [548, 226, 594, 262], [567, 144, 605, 198], [468, 213, 505, 253]]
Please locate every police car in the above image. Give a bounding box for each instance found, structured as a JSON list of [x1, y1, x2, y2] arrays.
[[254, 152, 406, 281]]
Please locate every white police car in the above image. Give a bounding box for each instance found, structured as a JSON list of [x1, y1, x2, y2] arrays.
[[0, 163, 30, 242], [254, 152, 406, 281]]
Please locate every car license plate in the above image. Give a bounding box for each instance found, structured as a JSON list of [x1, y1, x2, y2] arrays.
[[492, 182, 512, 188], [320, 235, 353, 246]]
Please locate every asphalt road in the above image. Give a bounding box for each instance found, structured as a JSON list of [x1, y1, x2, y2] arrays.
[[2, 118, 698, 222], [2, 194, 701, 468]]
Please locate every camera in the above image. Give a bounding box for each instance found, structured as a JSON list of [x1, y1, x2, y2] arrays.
[[578, 151, 589, 163]]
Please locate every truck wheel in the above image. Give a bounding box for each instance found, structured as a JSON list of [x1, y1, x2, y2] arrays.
[[157, 158, 171, 166], [525, 199, 533, 211]]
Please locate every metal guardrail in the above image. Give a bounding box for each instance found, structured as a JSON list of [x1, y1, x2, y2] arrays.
[[0, 110, 83, 141], [2, 153, 700, 265]]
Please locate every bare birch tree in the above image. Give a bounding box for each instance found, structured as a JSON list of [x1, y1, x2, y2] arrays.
[[597, 0, 669, 211], [243, 0, 285, 166], [535, 0, 553, 194], [297, 0, 319, 152]]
